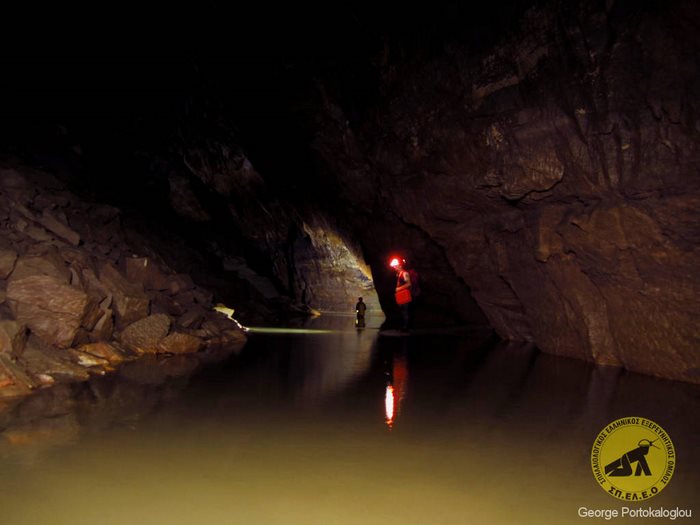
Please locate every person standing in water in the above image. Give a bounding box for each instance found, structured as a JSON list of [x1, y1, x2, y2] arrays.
[[355, 297, 367, 328], [391, 258, 412, 332]]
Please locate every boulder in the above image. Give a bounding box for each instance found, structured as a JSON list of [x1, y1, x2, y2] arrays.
[[77, 342, 128, 365], [9, 250, 71, 283], [67, 348, 111, 368], [0, 320, 28, 357], [192, 287, 214, 305], [122, 256, 170, 291], [80, 268, 110, 301], [37, 209, 80, 246], [157, 332, 203, 354], [80, 296, 103, 331], [119, 314, 170, 353], [89, 308, 114, 342], [98, 263, 150, 329], [18, 336, 90, 382], [0, 248, 17, 279], [176, 306, 206, 329], [6, 275, 90, 348], [150, 292, 186, 317], [0, 354, 36, 395], [167, 274, 195, 296], [0, 366, 15, 390]]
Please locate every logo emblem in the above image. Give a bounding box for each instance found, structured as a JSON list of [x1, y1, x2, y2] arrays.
[[591, 417, 675, 501]]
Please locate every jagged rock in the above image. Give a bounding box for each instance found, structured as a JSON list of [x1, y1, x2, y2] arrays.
[[80, 297, 103, 331], [0, 366, 15, 389], [0, 248, 17, 279], [67, 348, 111, 368], [150, 292, 186, 317], [36, 209, 80, 246], [0, 320, 28, 356], [77, 342, 128, 365], [13, 202, 81, 247], [119, 313, 170, 352], [6, 275, 90, 348], [177, 306, 206, 329], [34, 191, 72, 210], [191, 287, 213, 306], [98, 262, 150, 329], [0, 354, 35, 397], [19, 336, 90, 382], [175, 290, 195, 305], [195, 313, 247, 349], [59, 247, 94, 274], [89, 308, 114, 342], [10, 250, 71, 283], [166, 274, 195, 296], [122, 255, 170, 291], [80, 268, 110, 301], [157, 332, 203, 354]]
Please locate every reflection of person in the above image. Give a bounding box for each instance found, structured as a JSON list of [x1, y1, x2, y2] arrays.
[[355, 297, 366, 328], [391, 258, 412, 332]]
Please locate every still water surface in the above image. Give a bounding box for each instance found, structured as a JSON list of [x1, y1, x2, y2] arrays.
[[1, 315, 698, 524]]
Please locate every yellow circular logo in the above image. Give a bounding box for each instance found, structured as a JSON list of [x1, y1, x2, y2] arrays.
[[591, 417, 675, 501]]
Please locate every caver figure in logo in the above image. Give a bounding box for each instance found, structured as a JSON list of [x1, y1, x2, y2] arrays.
[[605, 439, 659, 477]]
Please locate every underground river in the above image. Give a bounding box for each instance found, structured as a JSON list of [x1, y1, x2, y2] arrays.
[[1, 315, 698, 524]]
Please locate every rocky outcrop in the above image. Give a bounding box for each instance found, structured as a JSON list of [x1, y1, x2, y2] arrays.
[[173, 129, 380, 314], [311, 1, 700, 382], [0, 164, 247, 399]]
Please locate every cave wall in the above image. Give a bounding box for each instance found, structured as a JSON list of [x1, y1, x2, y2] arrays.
[[311, 0, 700, 382], [169, 127, 381, 314], [1, 0, 698, 382]]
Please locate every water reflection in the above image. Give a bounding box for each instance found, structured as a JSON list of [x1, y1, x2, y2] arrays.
[[384, 351, 408, 430], [0, 345, 240, 465], [0, 316, 698, 525]]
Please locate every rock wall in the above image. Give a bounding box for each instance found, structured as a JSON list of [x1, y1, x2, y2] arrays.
[[0, 164, 246, 399], [170, 127, 380, 314], [312, 1, 700, 382]]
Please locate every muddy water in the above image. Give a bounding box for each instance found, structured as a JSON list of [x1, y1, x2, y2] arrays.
[[0, 315, 698, 524]]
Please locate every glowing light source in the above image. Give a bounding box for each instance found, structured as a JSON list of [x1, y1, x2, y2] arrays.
[[389, 257, 400, 268], [213, 304, 248, 331], [244, 327, 335, 335], [385, 385, 395, 429]]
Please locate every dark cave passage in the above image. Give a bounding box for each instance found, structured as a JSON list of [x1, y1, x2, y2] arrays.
[[1, 1, 699, 522]]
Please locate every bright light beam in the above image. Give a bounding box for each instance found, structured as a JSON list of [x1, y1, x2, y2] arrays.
[[244, 327, 337, 335]]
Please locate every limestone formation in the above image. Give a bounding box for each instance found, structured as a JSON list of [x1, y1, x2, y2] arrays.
[[0, 163, 246, 400], [119, 314, 171, 353], [309, 1, 700, 383], [0, 320, 27, 357], [6, 275, 90, 348], [98, 263, 150, 329], [157, 332, 203, 354]]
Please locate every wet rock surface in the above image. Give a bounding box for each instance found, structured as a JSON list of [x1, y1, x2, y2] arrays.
[[309, 1, 700, 382], [0, 165, 247, 400]]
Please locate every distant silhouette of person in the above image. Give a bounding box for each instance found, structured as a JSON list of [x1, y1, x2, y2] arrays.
[[355, 297, 367, 328]]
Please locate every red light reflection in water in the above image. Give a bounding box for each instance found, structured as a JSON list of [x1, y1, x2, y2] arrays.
[[384, 354, 408, 430], [385, 385, 395, 428]]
